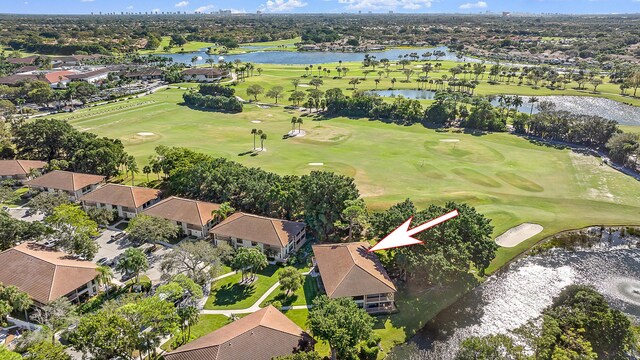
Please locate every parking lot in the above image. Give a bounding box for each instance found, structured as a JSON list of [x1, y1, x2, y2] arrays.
[[93, 227, 174, 284]]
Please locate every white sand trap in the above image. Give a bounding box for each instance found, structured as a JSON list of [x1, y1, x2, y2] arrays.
[[496, 223, 544, 247], [288, 130, 306, 137], [440, 139, 460, 143], [308, 162, 324, 166], [299, 84, 310, 87], [251, 120, 262, 123], [267, 114, 273, 117], [137, 132, 155, 136]]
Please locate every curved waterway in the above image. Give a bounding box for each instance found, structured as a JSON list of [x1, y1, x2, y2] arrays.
[[388, 228, 640, 359], [159, 46, 471, 65], [366, 90, 640, 126]]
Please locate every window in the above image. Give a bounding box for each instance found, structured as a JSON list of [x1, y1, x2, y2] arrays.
[[236, 239, 243, 244], [251, 241, 258, 246]]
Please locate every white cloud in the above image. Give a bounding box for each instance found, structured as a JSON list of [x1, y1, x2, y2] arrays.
[[127, 5, 133, 9], [152, 8, 160, 13], [338, 0, 433, 10], [263, 0, 308, 12], [195, 4, 215, 12], [459, 1, 487, 9], [175, 1, 189, 7], [229, 8, 247, 13]]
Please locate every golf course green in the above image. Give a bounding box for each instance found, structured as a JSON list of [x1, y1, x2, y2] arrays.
[[55, 85, 640, 271]]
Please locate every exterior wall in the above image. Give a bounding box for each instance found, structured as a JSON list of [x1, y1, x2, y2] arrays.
[[83, 197, 159, 219], [182, 74, 225, 83], [63, 278, 98, 303], [350, 292, 396, 314], [213, 233, 289, 261]]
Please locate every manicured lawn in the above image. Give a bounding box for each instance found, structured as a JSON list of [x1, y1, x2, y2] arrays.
[[57, 88, 640, 271], [139, 36, 215, 54], [283, 309, 332, 356], [161, 314, 230, 351], [260, 274, 319, 307], [204, 265, 282, 310], [0, 187, 29, 208]]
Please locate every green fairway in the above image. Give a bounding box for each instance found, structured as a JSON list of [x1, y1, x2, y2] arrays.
[[57, 87, 640, 269]]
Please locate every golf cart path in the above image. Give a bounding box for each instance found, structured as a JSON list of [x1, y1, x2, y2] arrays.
[[495, 223, 544, 247], [200, 269, 313, 316]]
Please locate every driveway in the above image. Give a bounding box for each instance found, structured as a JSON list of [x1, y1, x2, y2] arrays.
[[145, 246, 174, 284], [6, 208, 44, 222]]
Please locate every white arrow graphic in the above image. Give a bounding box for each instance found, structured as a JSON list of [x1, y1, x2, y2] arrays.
[[368, 209, 459, 252]]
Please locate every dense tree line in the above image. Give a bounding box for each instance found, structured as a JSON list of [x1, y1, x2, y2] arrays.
[[9, 118, 128, 177], [148, 147, 360, 241], [513, 104, 620, 148], [182, 92, 243, 113], [371, 199, 497, 284], [182, 83, 242, 113], [456, 286, 636, 359]]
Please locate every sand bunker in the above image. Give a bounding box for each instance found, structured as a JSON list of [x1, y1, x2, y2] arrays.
[[308, 162, 324, 166], [251, 120, 262, 123], [495, 223, 544, 247], [137, 132, 155, 136], [288, 130, 306, 137], [440, 139, 460, 143], [299, 84, 310, 87]]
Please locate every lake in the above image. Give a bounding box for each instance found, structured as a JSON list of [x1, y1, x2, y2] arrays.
[[387, 228, 640, 359], [160, 46, 472, 66], [366, 90, 640, 126]]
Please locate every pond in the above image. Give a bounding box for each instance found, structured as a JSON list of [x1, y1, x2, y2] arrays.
[[159, 46, 472, 66], [366, 90, 640, 126], [367, 89, 437, 100], [388, 228, 640, 359]]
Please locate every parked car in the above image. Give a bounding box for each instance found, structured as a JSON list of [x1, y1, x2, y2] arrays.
[[108, 232, 127, 243], [96, 257, 110, 266]]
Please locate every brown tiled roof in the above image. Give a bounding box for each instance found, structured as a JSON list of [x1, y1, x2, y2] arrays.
[[0, 243, 98, 304], [0, 74, 39, 85], [7, 55, 40, 65], [120, 67, 163, 78], [211, 212, 305, 248], [79, 184, 160, 208], [313, 242, 396, 298], [0, 160, 47, 176], [43, 70, 75, 84], [25, 170, 105, 192], [164, 306, 310, 360], [142, 196, 219, 226], [181, 68, 227, 76]]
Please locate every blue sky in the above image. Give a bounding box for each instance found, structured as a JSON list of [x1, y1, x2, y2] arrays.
[[1, 0, 639, 14]]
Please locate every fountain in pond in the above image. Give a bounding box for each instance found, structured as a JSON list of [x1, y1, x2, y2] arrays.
[[388, 227, 640, 359]]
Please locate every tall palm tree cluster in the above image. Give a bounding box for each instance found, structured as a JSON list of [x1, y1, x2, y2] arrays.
[[250, 128, 268, 151]]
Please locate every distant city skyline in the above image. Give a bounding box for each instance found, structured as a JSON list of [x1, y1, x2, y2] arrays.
[[1, 0, 639, 15]]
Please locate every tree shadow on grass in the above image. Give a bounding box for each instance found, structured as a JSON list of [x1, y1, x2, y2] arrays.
[[270, 292, 300, 307], [213, 283, 256, 306], [256, 265, 279, 278]]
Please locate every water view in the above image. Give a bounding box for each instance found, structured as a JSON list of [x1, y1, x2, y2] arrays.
[[388, 228, 640, 359], [160, 46, 469, 65], [366, 90, 640, 126]]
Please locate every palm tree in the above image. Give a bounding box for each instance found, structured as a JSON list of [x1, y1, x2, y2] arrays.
[[251, 128, 259, 150], [260, 133, 267, 151], [374, 78, 380, 89], [290, 117, 297, 132], [528, 96, 539, 115], [12, 291, 32, 323], [511, 95, 524, 118], [296, 118, 303, 133], [96, 265, 114, 295], [212, 202, 235, 223], [178, 306, 200, 343], [391, 78, 397, 89]]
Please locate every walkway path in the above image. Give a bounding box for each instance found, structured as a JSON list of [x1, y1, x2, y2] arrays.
[[200, 269, 313, 315]]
